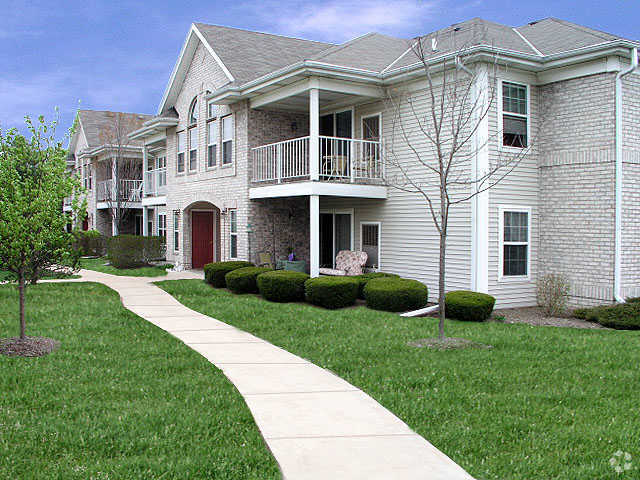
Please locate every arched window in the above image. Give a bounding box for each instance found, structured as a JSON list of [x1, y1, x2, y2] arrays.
[[188, 97, 198, 125]]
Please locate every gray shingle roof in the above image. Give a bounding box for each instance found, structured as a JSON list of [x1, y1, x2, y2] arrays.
[[194, 23, 335, 85], [77, 110, 152, 148]]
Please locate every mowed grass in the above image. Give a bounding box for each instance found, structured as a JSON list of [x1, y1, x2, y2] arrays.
[[0, 282, 279, 479], [157, 280, 640, 480], [79, 257, 169, 277]]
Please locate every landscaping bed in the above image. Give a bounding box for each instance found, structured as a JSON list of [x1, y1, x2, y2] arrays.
[[493, 306, 604, 329], [0, 282, 279, 478], [157, 279, 640, 480]]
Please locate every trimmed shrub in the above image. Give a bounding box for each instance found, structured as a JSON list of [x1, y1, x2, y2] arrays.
[[363, 278, 428, 312], [537, 273, 570, 317], [445, 290, 496, 322], [204, 261, 254, 288], [572, 302, 640, 330], [73, 229, 105, 257], [305, 276, 359, 309], [257, 270, 309, 302], [225, 266, 273, 294], [353, 272, 400, 299], [106, 235, 166, 269]]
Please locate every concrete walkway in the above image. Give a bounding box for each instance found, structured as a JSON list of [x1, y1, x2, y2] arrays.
[[50, 269, 474, 480]]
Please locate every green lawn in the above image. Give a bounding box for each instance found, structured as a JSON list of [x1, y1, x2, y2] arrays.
[[157, 280, 640, 480], [0, 282, 279, 479], [0, 270, 80, 282], [79, 257, 169, 277]]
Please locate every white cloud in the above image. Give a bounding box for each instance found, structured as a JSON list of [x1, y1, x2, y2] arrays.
[[252, 0, 439, 42]]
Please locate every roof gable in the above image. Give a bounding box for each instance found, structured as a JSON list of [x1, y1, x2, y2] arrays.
[[76, 110, 151, 149]]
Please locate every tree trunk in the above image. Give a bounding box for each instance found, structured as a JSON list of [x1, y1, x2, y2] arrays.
[[438, 229, 446, 340], [18, 272, 26, 339]]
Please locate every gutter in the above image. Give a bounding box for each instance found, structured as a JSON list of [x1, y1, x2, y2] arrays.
[[614, 47, 639, 303]]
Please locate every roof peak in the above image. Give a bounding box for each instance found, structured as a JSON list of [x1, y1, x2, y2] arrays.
[[193, 22, 334, 47]]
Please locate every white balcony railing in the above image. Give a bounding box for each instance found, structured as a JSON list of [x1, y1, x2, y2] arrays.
[[97, 179, 143, 202], [252, 135, 384, 184], [144, 168, 167, 197]]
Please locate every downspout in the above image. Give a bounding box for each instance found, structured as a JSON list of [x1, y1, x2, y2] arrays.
[[614, 47, 638, 303]]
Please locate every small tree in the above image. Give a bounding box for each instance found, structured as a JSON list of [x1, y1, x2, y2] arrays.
[[98, 112, 142, 235], [0, 115, 84, 340], [386, 35, 539, 340]]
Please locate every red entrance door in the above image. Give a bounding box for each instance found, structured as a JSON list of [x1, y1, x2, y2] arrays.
[[192, 211, 214, 268]]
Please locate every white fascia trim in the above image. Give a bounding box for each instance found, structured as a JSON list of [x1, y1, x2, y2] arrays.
[[129, 118, 179, 140], [249, 182, 387, 199], [192, 24, 235, 83], [142, 195, 167, 207]]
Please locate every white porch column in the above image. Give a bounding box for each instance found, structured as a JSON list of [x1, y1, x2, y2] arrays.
[[309, 88, 319, 181], [310, 194, 320, 277], [142, 145, 148, 197], [142, 206, 149, 236]]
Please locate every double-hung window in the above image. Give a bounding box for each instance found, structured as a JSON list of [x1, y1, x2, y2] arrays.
[[500, 207, 530, 278], [207, 119, 218, 168], [501, 82, 528, 148], [157, 156, 167, 187], [188, 126, 198, 171], [229, 209, 238, 258], [158, 213, 167, 239], [176, 132, 186, 173], [173, 211, 180, 252], [221, 115, 233, 165]]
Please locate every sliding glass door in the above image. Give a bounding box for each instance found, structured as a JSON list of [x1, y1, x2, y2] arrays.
[[319, 211, 353, 268]]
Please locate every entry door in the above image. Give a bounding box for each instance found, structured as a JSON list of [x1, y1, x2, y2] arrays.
[[319, 212, 352, 268], [192, 211, 214, 269]]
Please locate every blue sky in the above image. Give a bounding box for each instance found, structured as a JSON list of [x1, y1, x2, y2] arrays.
[[1, 0, 638, 142]]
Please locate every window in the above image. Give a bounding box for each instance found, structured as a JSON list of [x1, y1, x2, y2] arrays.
[[208, 102, 218, 119], [499, 207, 530, 278], [157, 156, 167, 187], [82, 159, 92, 190], [501, 82, 528, 148], [362, 114, 381, 141], [207, 119, 218, 168], [221, 115, 233, 165], [229, 209, 238, 258], [173, 211, 180, 252], [361, 222, 381, 270], [188, 126, 198, 171], [158, 213, 167, 239], [176, 132, 186, 173], [188, 97, 198, 125]]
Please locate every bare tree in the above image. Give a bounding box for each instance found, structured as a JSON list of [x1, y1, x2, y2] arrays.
[[98, 113, 143, 235], [385, 35, 540, 340]]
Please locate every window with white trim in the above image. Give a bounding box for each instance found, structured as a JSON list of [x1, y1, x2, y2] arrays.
[[501, 82, 528, 148], [176, 131, 186, 173], [157, 156, 167, 187], [158, 213, 167, 239], [173, 210, 180, 252], [188, 98, 198, 125], [221, 115, 233, 165], [361, 222, 381, 270], [229, 209, 238, 258], [500, 208, 530, 277], [188, 126, 198, 171], [207, 119, 218, 168], [208, 102, 218, 119]]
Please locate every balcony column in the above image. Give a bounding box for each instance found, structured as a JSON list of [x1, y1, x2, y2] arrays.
[[142, 145, 148, 197], [142, 206, 149, 236], [310, 194, 319, 278], [309, 88, 319, 181]]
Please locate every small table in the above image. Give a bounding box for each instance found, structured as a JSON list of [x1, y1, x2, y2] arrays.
[[281, 260, 306, 273]]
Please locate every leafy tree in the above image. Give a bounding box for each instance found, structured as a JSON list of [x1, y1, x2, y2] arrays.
[[0, 115, 85, 339]]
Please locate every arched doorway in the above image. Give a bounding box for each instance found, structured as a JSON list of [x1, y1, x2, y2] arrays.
[[186, 201, 221, 269]]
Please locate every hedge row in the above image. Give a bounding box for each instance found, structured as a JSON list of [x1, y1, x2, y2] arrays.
[[204, 261, 254, 287], [73, 229, 105, 257], [106, 235, 165, 269], [574, 301, 640, 330]]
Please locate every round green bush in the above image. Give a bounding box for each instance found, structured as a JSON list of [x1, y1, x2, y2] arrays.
[[363, 278, 428, 312], [445, 290, 496, 322], [225, 266, 273, 294], [257, 270, 309, 302], [204, 261, 254, 288], [305, 276, 359, 309], [353, 272, 400, 299]]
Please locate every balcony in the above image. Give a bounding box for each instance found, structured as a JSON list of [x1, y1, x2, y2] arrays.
[[145, 168, 167, 197], [97, 179, 143, 203], [252, 135, 384, 184]]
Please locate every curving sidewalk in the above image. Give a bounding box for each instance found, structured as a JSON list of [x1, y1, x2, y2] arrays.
[[50, 269, 474, 480]]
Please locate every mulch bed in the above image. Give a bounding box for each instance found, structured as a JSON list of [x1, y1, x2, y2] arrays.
[[0, 337, 60, 357], [492, 306, 604, 329], [408, 337, 493, 350]]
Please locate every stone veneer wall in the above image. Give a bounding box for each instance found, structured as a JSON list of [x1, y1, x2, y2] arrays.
[[537, 73, 617, 305]]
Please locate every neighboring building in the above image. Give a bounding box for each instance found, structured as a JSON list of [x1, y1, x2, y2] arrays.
[[116, 18, 640, 307], [66, 110, 151, 235]]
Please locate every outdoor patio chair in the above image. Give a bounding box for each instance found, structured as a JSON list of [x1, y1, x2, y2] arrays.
[[258, 252, 274, 269], [318, 250, 367, 276]]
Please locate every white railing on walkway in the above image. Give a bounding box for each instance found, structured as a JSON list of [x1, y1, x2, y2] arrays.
[[252, 135, 384, 183], [145, 168, 167, 196], [97, 179, 143, 202]]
